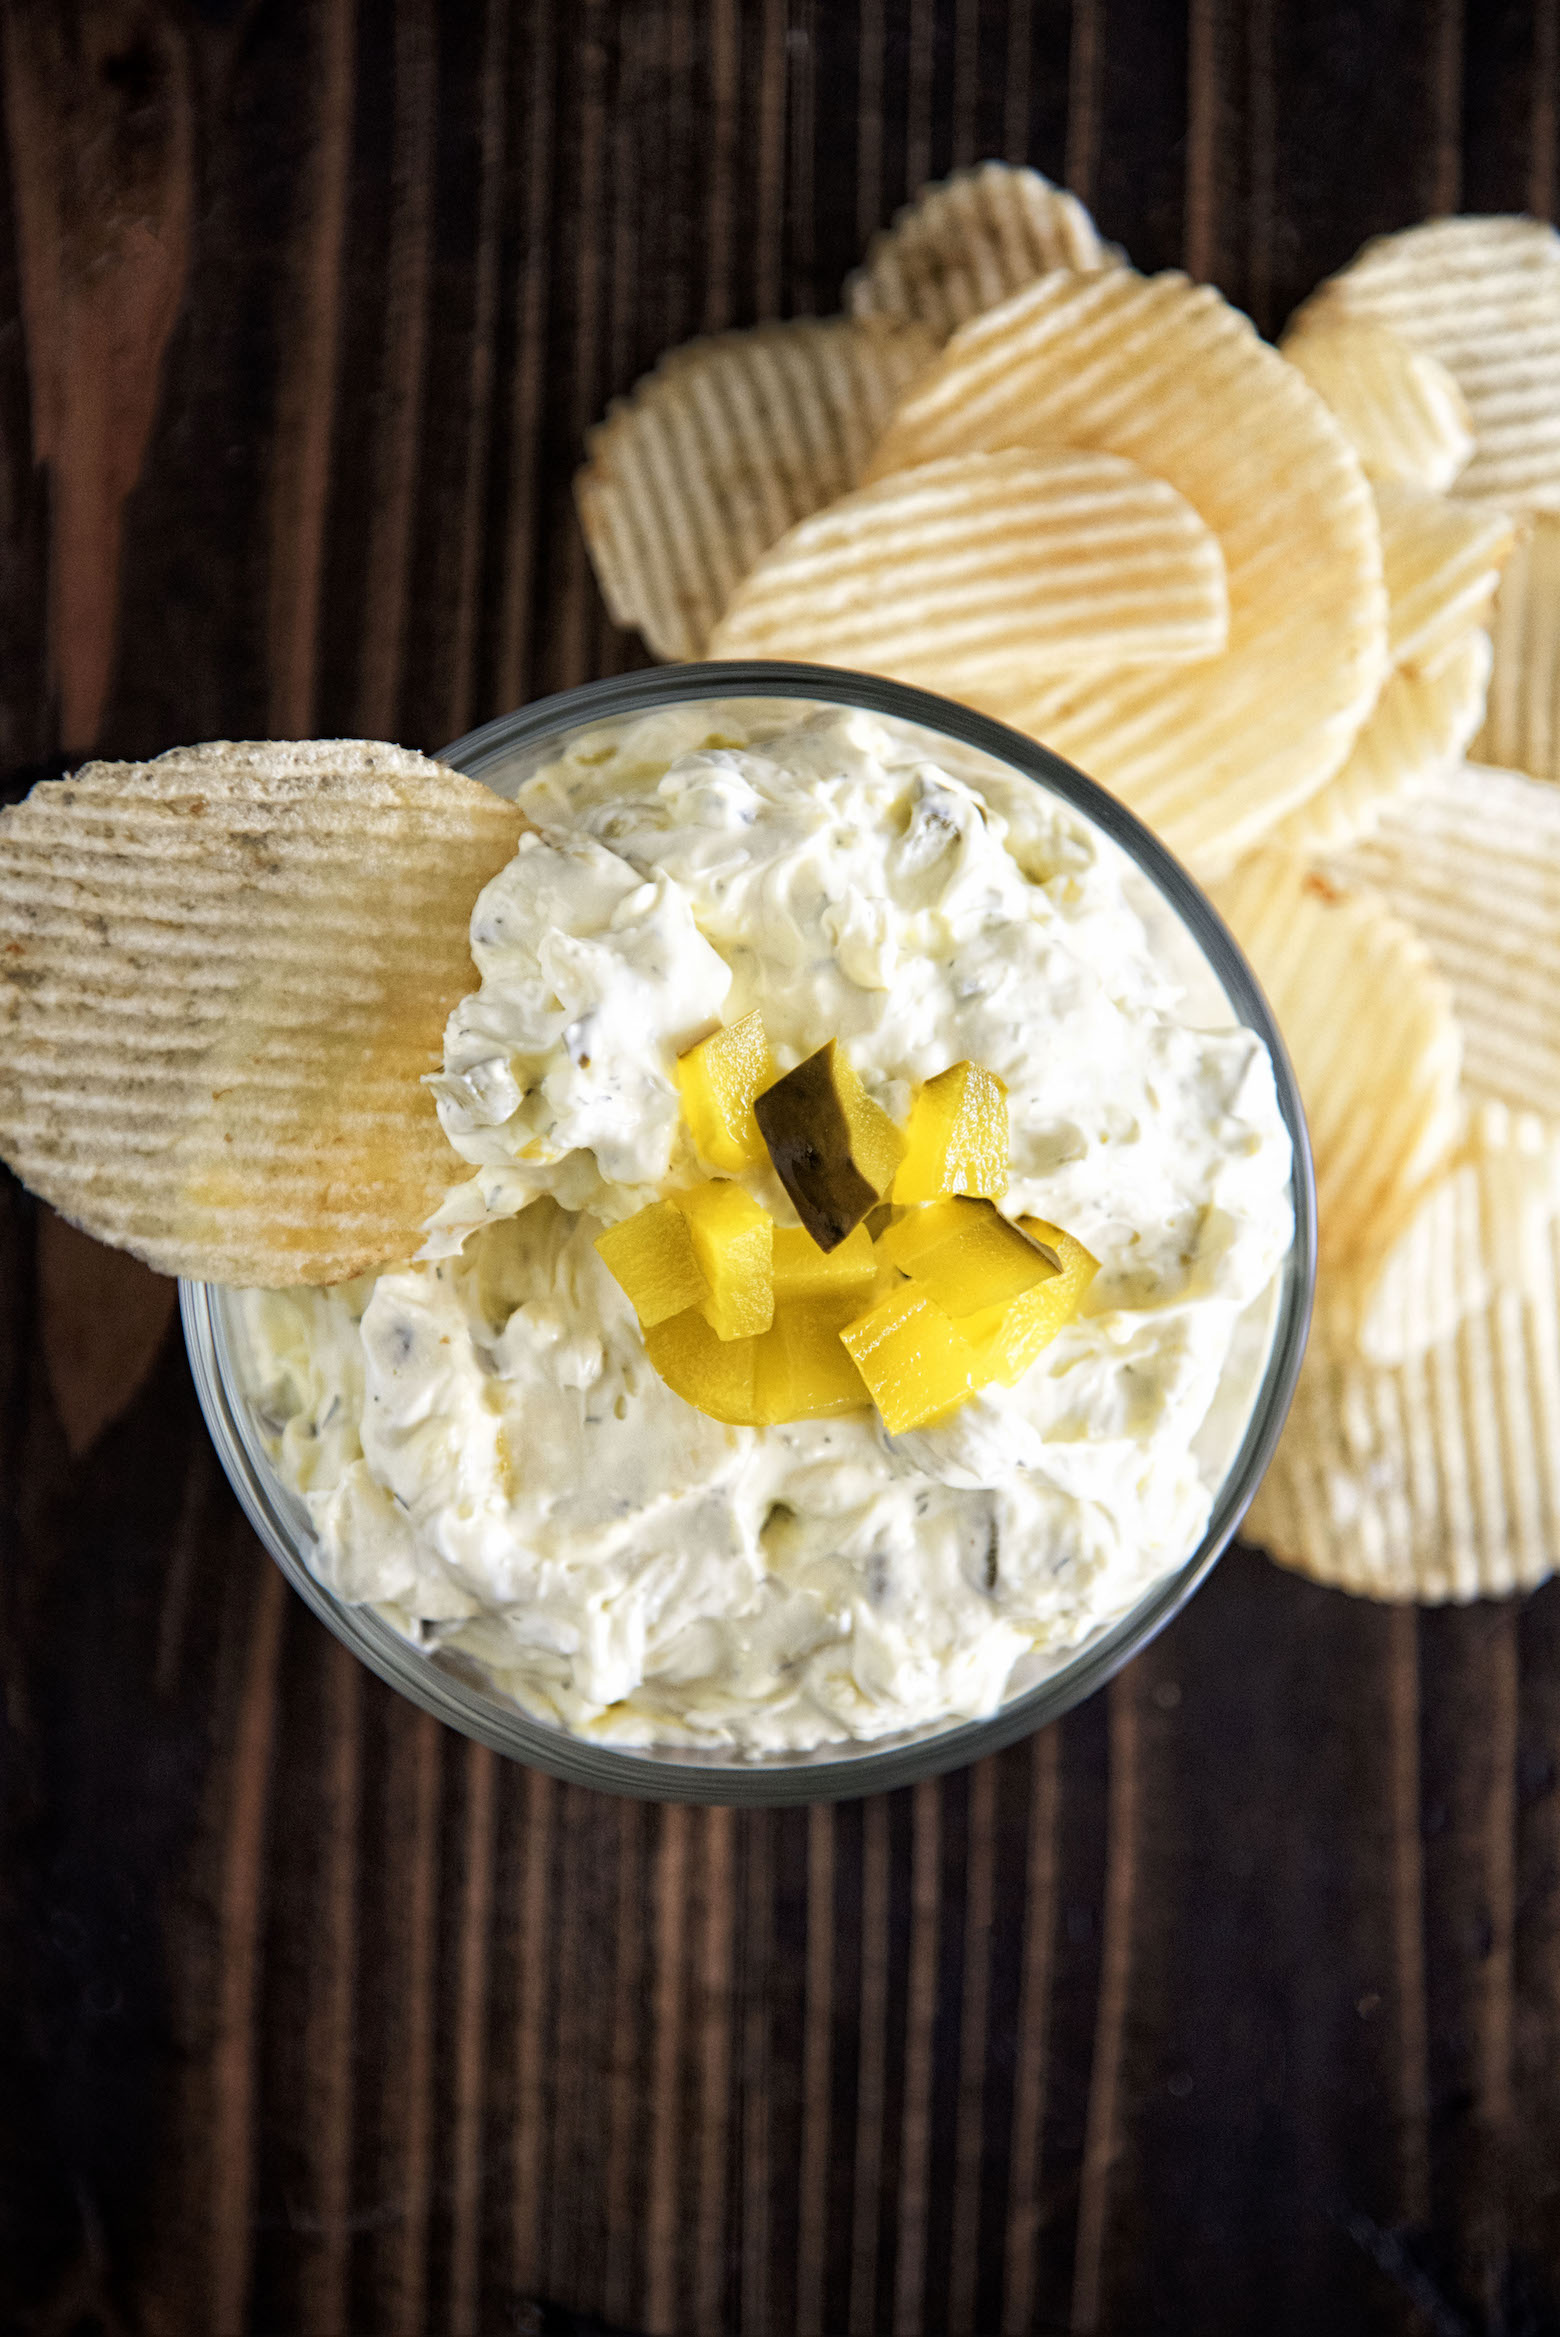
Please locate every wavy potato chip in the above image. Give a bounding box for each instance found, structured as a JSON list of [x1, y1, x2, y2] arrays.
[[1211, 852, 1461, 1272], [845, 162, 1113, 342], [1248, 1105, 1560, 1601], [1344, 1100, 1560, 1367], [1344, 1141, 1486, 1369], [1374, 480, 1516, 673], [575, 316, 936, 661], [1476, 508, 1560, 779], [1342, 758, 1560, 1116], [866, 268, 1387, 874], [1263, 630, 1490, 856], [707, 448, 1229, 698], [1279, 311, 1473, 490], [1298, 215, 1560, 511], [0, 742, 527, 1285]]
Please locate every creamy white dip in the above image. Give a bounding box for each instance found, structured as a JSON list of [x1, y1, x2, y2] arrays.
[[234, 706, 1293, 1753]]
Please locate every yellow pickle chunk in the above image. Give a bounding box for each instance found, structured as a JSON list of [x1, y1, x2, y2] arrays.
[[894, 1060, 1009, 1202], [771, 1220, 878, 1301], [593, 1199, 706, 1330], [753, 1038, 907, 1250], [958, 1220, 1100, 1386], [754, 1294, 874, 1421], [644, 1307, 762, 1425], [840, 1282, 975, 1434], [873, 1196, 968, 1270], [673, 1179, 775, 1340], [878, 1195, 1056, 1315], [676, 1008, 775, 1171]]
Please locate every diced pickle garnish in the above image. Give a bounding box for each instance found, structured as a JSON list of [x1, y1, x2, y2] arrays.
[[771, 1220, 878, 1301], [674, 1179, 774, 1340], [878, 1196, 1057, 1316], [840, 1282, 974, 1434], [644, 1293, 873, 1425], [754, 1294, 873, 1421], [594, 1198, 706, 1330], [632, 1039, 1074, 1430], [874, 1196, 968, 1270], [957, 1220, 1099, 1385], [676, 1008, 775, 1172], [894, 1060, 1009, 1202], [753, 1038, 907, 1251], [644, 1307, 762, 1425]]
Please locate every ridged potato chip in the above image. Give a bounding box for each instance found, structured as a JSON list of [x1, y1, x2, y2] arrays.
[[1211, 852, 1461, 1272], [866, 268, 1387, 874], [1345, 1140, 1485, 1368], [707, 448, 1229, 698], [1374, 480, 1516, 673], [1344, 1100, 1560, 1367], [1476, 508, 1560, 779], [1248, 1104, 1560, 1601], [1279, 311, 1473, 490], [845, 162, 1113, 342], [1263, 629, 1490, 856], [1297, 215, 1560, 511], [1342, 759, 1560, 1116], [0, 742, 527, 1285], [575, 316, 935, 661]]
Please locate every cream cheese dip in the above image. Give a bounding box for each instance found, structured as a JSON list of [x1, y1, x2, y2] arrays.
[[233, 705, 1293, 1753]]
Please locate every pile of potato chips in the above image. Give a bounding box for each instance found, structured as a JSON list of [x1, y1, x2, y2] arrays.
[[575, 166, 1560, 1607]]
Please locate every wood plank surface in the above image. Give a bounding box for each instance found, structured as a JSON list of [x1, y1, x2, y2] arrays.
[[3, 4, 1559, 2331]]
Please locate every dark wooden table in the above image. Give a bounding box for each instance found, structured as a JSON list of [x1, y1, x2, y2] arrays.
[[4, 5, 1560, 2332]]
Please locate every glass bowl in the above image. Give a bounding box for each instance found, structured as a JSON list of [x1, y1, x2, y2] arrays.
[[181, 664, 1314, 1804]]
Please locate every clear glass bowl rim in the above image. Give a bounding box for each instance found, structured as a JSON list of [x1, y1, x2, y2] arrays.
[[180, 661, 1316, 1806]]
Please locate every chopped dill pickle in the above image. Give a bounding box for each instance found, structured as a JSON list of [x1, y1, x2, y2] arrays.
[[753, 1039, 907, 1251], [874, 1196, 969, 1271], [676, 1009, 774, 1171], [958, 1220, 1099, 1385], [644, 1306, 762, 1424], [880, 1196, 1057, 1317], [840, 1282, 974, 1433], [673, 1179, 774, 1340], [894, 1060, 1009, 1202], [754, 1294, 873, 1420], [771, 1220, 878, 1301], [593, 1199, 705, 1330]]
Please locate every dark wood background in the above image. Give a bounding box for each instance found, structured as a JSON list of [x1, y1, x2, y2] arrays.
[[3, 3, 1560, 2331]]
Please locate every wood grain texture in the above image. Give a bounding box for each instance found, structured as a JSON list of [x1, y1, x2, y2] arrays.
[[4, 5, 1560, 2333], [1, 0, 194, 753], [35, 1207, 174, 1454]]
